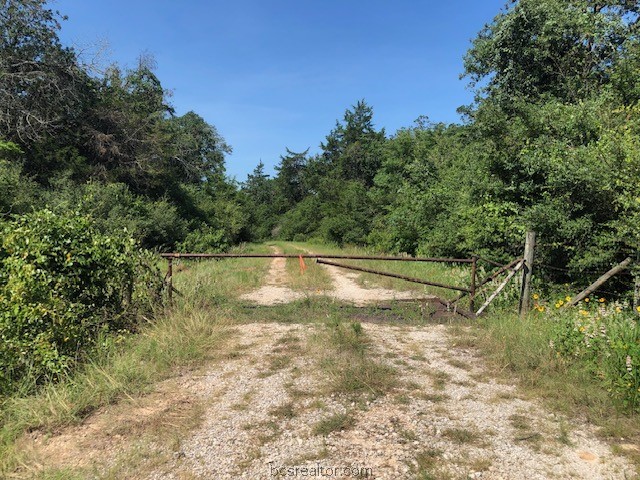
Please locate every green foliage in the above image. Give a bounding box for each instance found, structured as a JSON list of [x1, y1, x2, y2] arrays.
[[241, 161, 277, 239], [548, 300, 640, 411], [0, 141, 42, 216], [463, 0, 639, 104], [42, 180, 188, 249], [321, 100, 386, 187], [274, 148, 309, 209], [0, 209, 162, 394], [278, 195, 324, 241], [178, 226, 228, 253]]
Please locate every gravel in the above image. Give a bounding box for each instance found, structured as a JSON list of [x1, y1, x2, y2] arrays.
[[148, 321, 636, 480]]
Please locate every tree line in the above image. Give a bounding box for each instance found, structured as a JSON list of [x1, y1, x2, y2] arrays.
[[2, 0, 640, 287], [243, 0, 640, 286], [0, 0, 246, 252]]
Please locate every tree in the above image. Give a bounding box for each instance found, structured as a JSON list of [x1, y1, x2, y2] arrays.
[[321, 100, 386, 186], [463, 0, 640, 105], [0, 0, 87, 143], [167, 111, 231, 184], [242, 161, 277, 239], [274, 148, 308, 208], [244, 161, 272, 204]]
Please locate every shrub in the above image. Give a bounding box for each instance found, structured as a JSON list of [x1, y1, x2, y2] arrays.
[[177, 225, 229, 253], [44, 180, 189, 250], [546, 297, 640, 411], [0, 209, 162, 394]]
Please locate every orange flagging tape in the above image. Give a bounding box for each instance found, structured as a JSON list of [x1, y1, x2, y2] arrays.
[[298, 255, 307, 274]]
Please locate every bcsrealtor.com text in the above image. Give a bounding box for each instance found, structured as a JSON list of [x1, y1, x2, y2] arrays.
[[268, 462, 373, 477]]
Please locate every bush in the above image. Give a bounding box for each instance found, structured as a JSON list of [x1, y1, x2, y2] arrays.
[[0, 209, 162, 394], [177, 225, 229, 253], [44, 180, 189, 250], [545, 297, 640, 411]]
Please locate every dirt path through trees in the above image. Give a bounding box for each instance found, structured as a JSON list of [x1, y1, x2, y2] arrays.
[[240, 246, 425, 306], [18, 247, 637, 479]]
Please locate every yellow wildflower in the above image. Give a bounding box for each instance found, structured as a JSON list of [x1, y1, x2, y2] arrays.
[[636, 306, 640, 313], [565, 296, 571, 302], [584, 298, 589, 303], [579, 310, 588, 316], [533, 293, 539, 300], [579, 326, 586, 332], [616, 307, 622, 313], [599, 297, 606, 303]]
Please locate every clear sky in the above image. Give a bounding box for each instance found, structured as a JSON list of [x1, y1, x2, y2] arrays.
[[53, 0, 506, 181]]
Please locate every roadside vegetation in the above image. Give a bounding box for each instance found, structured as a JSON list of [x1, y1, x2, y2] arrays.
[[1, 0, 640, 477], [463, 307, 640, 469]]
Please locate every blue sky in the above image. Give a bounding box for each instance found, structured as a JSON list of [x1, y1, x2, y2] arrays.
[[54, 0, 506, 180]]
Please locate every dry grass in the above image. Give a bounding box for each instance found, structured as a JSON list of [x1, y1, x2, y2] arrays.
[[313, 412, 355, 436], [448, 309, 640, 472], [270, 241, 334, 292]]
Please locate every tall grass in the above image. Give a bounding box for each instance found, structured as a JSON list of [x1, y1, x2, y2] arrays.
[[460, 308, 640, 469], [0, 306, 236, 476], [0, 243, 276, 477]]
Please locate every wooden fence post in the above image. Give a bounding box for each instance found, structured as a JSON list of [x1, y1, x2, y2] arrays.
[[470, 256, 478, 312], [476, 260, 524, 316], [565, 257, 633, 307], [167, 257, 173, 306], [519, 231, 536, 318]]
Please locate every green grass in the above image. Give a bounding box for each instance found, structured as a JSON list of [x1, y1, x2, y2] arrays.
[[452, 309, 640, 472], [312, 318, 399, 398], [0, 241, 410, 477], [9, 240, 638, 476], [410, 448, 451, 480], [269, 241, 334, 292], [0, 305, 235, 477], [171, 242, 273, 306], [0, 242, 277, 477], [442, 427, 481, 445]]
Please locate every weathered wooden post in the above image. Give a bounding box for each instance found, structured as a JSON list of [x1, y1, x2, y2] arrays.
[[167, 256, 173, 305], [470, 255, 478, 312], [634, 254, 640, 315], [519, 231, 536, 318], [634, 272, 640, 314], [565, 257, 633, 307]]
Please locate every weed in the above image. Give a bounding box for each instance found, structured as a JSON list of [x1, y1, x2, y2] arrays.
[[447, 358, 472, 371], [269, 402, 296, 420], [428, 370, 451, 390], [410, 449, 451, 480], [313, 413, 355, 436], [442, 427, 480, 444], [509, 413, 531, 430], [417, 392, 450, 403]]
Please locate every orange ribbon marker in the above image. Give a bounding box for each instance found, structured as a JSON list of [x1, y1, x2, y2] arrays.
[[298, 255, 307, 274]]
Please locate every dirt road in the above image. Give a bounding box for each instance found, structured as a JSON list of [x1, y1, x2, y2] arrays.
[[22, 248, 637, 479], [241, 246, 426, 306]]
